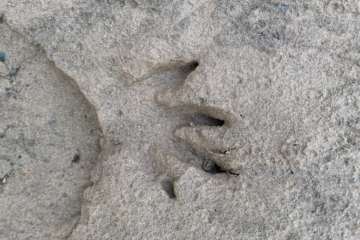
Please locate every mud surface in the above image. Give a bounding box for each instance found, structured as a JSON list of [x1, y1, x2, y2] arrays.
[[0, 23, 101, 239], [1, 1, 360, 239]]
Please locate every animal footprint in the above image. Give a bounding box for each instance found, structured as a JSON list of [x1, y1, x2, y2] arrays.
[[173, 125, 243, 172], [152, 61, 245, 179]]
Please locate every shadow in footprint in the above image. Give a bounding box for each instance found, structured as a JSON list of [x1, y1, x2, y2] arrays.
[[161, 179, 176, 199]]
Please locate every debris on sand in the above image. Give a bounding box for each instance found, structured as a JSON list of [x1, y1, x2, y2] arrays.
[[0, 51, 21, 83], [0, 52, 6, 62]]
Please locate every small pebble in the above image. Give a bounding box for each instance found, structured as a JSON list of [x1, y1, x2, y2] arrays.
[[18, 155, 22, 159], [281, 6, 285, 12], [25, 84, 29, 87], [274, 34, 278, 38], [13, 95, 17, 99], [5, 88, 10, 92]]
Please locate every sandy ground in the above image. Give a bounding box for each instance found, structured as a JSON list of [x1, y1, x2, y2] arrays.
[[0, 23, 101, 239], [0, 0, 360, 239]]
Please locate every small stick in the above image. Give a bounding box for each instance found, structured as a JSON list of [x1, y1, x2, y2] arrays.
[[0, 73, 10, 79], [21, 171, 33, 174]]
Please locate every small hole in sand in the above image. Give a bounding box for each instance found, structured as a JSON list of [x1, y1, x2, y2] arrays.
[[190, 113, 225, 126], [161, 180, 176, 199], [189, 61, 199, 70]]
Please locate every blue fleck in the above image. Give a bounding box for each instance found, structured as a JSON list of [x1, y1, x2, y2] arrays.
[[274, 34, 278, 38], [18, 155, 21, 159], [281, 6, 285, 12], [0, 52, 5, 62], [10, 66, 21, 76], [5, 88, 10, 92], [13, 95, 17, 99]]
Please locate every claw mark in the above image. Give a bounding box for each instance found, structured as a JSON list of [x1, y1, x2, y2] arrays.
[[189, 61, 199, 70], [210, 147, 237, 155], [189, 113, 225, 127], [202, 159, 239, 176], [160, 179, 176, 199], [71, 153, 81, 163]]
